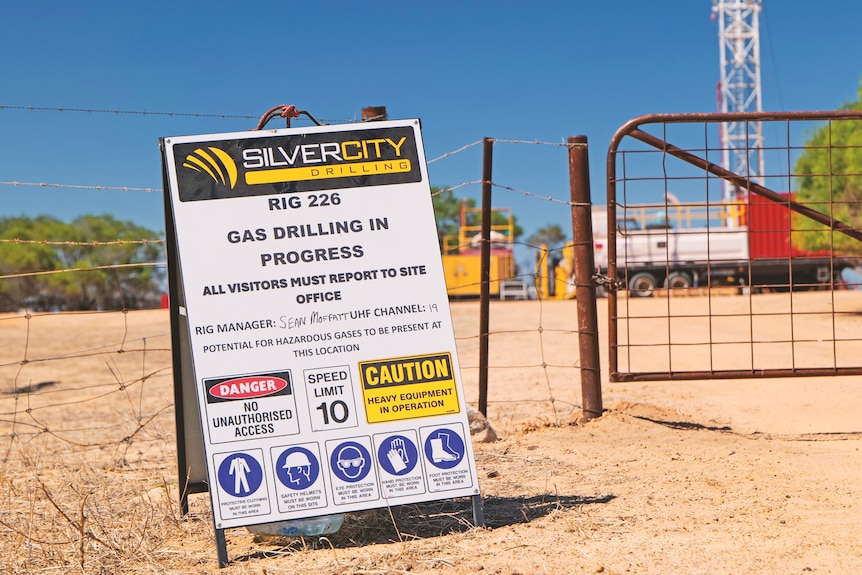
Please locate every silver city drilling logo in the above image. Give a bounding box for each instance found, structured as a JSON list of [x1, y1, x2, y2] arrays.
[[182, 147, 237, 189]]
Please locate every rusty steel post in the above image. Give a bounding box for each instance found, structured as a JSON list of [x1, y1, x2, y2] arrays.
[[568, 135, 603, 421], [478, 138, 493, 416]]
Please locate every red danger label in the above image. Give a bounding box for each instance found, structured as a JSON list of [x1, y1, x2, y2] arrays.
[[208, 376, 288, 400]]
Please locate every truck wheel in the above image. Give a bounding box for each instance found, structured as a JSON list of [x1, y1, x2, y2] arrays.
[[628, 272, 657, 297], [664, 271, 693, 290]]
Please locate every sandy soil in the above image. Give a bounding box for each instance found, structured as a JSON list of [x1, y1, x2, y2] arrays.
[[0, 298, 860, 574]]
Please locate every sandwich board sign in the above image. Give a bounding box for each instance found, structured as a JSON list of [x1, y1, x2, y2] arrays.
[[160, 119, 482, 565]]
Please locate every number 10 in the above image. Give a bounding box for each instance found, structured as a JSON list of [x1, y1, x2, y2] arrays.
[[316, 400, 349, 425]]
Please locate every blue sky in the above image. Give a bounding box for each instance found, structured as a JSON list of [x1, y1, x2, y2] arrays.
[[2, 0, 861, 247]]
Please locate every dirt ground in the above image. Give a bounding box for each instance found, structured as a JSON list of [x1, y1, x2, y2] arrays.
[[0, 298, 860, 574]]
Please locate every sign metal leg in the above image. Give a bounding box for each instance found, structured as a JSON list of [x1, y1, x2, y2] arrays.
[[215, 528, 229, 568], [471, 494, 485, 528]]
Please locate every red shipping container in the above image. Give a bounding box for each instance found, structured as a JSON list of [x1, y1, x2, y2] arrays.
[[747, 193, 830, 260]]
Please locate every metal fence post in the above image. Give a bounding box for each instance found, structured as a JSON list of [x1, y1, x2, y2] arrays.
[[568, 135, 603, 421], [478, 138, 493, 416]]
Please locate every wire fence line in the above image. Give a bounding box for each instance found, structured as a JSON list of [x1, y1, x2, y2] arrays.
[[0, 103, 349, 126], [0, 133, 586, 431], [2, 178, 585, 211], [1, 135, 574, 199], [427, 140, 484, 164], [0, 181, 163, 193], [0, 261, 167, 281], [432, 179, 587, 208], [0, 303, 581, 461], [0, 131, 586, 571], [0, 309, 175, 458], [0, 238, 164, 246]]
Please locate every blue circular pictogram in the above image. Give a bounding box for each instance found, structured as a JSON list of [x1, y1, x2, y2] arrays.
[[376, 434, 419, 476], [217, 452, 264, 497], [423, 428, 465, 470], [330, 441, 372, 483], [274, 446, 320, 490]]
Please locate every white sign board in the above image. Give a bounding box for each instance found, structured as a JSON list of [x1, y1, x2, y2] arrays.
[[162, 119, 479, 530]]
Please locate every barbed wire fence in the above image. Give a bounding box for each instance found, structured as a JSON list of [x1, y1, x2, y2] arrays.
[[1, 139, 586, 435], [0, 106, 589, 571], [426, 138, 591, 429]]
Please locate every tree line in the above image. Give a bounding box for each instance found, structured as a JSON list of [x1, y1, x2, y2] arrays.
[[793, 81, 862, 255], [0, 214, 164, 312]]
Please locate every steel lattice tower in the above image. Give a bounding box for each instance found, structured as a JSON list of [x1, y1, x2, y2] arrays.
[[713, 0, 764, 201]]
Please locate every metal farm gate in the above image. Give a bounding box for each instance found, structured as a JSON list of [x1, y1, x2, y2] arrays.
[[605, 111, 862, 381]]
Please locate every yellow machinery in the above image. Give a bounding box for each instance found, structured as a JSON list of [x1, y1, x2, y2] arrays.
[[441, 202, 518, 298], [535, 243, 576, 300]]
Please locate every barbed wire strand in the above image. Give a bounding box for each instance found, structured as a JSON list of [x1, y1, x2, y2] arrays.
[[0, 104, 348, 125], [0, 177, 583, 207], [431, 181, 483, 197], [0, 104, 260, 119], [1, 136, 577, 208], [0, 107, 576, 148], [491, 182, 587, 206], [491, 138, 570, 147], [0, 261, 166, 281], [0, 181, 161, 193], [0, 238, 163, 246], [427, 140, 484, 164], [434, 179, 589, 208]]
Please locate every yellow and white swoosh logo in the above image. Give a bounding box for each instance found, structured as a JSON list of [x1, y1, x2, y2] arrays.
[[183, 147, 237, 189]]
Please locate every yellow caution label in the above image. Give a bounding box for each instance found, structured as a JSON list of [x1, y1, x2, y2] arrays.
[[359, 353, 460, 423]]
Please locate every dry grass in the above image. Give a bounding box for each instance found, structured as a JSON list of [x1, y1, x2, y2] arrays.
[[1, 302, 861, 574]]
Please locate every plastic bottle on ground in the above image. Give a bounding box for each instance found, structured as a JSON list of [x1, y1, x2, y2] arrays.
[[246, 513, 344, 537]]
